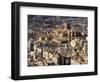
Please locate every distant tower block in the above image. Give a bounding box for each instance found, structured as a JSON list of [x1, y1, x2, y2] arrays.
[[34, 41, 37, 52], [67, 23, 71, 30], [66, 23, 72, 37], [28, 38, 32, 51], [57, 54, 71, 65], [30, 39, 34, 51], [67, 30, 70, 37]]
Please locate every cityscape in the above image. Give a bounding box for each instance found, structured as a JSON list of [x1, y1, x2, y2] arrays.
[[27, 15, 88, 66]]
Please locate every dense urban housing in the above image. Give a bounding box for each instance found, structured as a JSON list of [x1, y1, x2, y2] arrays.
[[27, 15, 88, 66]]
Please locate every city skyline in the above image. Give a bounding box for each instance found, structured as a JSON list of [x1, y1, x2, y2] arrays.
[[27, 15, 88, 67]]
